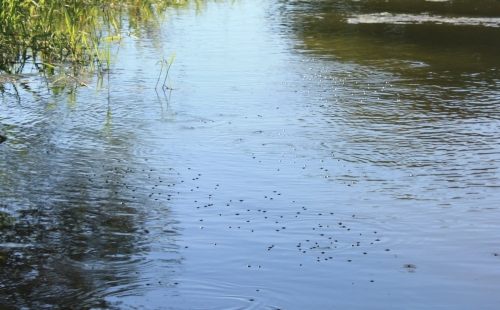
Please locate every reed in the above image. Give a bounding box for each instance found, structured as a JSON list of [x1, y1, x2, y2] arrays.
[[155, 53, 176, 90], [0, 0, 178, 76]]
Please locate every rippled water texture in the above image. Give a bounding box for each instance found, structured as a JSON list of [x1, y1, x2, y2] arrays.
[[1, 0, 500, 309]]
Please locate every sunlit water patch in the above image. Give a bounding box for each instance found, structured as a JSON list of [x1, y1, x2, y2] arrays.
[[348, 13, 500, 27]]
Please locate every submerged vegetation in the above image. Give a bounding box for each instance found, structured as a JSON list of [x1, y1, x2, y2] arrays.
[[0, 0, 186, 78]]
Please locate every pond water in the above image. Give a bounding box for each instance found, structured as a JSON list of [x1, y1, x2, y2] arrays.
[[1, 0, 500, 309]]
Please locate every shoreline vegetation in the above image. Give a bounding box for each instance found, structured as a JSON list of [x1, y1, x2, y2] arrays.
[[0, 0, 195, 143], [0, 0, 188, 84]]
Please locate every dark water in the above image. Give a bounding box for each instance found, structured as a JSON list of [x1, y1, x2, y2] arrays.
[[1, 0, 500, 309]]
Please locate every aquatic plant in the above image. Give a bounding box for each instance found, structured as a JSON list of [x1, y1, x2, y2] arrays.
[[155, 53, 176, 90], [0, 0, 176, 76]]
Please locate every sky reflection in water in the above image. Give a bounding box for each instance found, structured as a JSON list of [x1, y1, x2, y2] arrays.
[[1, 0, 500, 309]]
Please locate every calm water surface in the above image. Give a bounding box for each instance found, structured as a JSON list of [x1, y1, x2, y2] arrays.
[[1, 0, 500, 309]]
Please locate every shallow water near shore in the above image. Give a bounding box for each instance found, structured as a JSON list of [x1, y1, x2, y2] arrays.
[[1, 0, 500, 309]]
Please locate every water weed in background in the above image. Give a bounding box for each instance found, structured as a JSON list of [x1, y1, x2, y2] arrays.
[[0, 0, 186, 88]]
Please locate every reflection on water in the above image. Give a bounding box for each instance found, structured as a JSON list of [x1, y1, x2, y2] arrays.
[[348, 13, 500, 27], [279, 0, 500, 202], [1, 0, 500, 308], [0, 95, 183, 307]]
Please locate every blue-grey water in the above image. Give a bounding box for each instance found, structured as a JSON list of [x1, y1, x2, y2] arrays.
[[1, 0, 500, 309]]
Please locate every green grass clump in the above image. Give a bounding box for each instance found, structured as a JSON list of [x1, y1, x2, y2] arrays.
[[0, 0, 179, 75]]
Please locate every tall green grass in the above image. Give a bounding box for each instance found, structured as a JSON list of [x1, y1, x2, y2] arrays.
[[0, 0, 176, 75], [156, 53, 176, 90]]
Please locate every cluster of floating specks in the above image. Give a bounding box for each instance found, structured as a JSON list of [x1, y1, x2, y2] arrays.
[[71, 59, 423, 303], [165, 154, 399, 291], [0, 149, 200, 308], [110, 59, 426, 301], [136, 60, 437, 302]]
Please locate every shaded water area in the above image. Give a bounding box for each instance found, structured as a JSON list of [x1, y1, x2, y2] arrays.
[[1, 0, 500, 308]]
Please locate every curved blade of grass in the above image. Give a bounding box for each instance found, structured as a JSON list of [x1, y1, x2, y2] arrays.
[[162, 53, 176, 88]]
